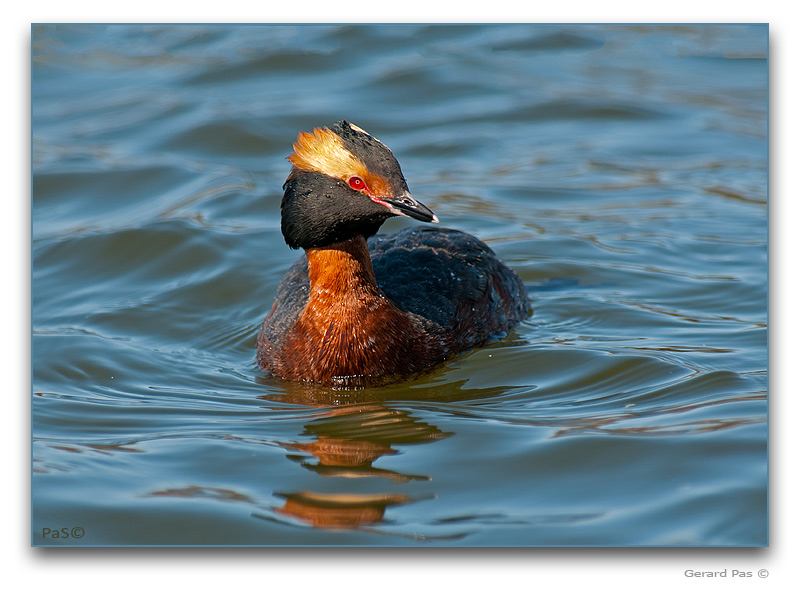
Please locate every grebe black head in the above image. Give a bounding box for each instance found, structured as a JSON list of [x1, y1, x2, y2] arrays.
[[280, 120, 438, 249]]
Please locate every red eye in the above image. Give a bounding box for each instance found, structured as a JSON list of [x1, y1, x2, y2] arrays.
[[348, 177, 365, 190]]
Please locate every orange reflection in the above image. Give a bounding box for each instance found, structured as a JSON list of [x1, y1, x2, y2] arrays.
[[275, 491, 411, 529], [269, 404, 447, 528]]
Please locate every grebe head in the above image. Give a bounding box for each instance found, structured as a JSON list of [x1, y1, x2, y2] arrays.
[[280, 120, 438, 249]]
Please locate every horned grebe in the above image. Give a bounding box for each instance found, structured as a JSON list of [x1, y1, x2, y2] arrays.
[[257, 121, 529, 387]]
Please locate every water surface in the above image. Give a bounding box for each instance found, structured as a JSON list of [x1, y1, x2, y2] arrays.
[[32, 24, 768, 546]]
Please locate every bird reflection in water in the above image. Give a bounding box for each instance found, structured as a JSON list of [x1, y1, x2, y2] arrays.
[[274, 491, 411, 530], [259, 385, 451, 530]]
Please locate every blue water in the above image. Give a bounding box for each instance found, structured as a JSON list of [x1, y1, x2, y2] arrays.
[[31, 24, 768, 546]]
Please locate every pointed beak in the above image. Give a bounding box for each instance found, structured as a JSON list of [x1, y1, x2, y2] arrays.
[[373, 191, 439, 223]]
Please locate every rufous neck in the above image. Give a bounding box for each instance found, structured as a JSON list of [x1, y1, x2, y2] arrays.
[[304, 235, 379, 294]]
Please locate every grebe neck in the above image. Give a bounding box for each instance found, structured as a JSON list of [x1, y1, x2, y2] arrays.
[[284, 235, 445, 385], [304, 235, 380, 299]]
